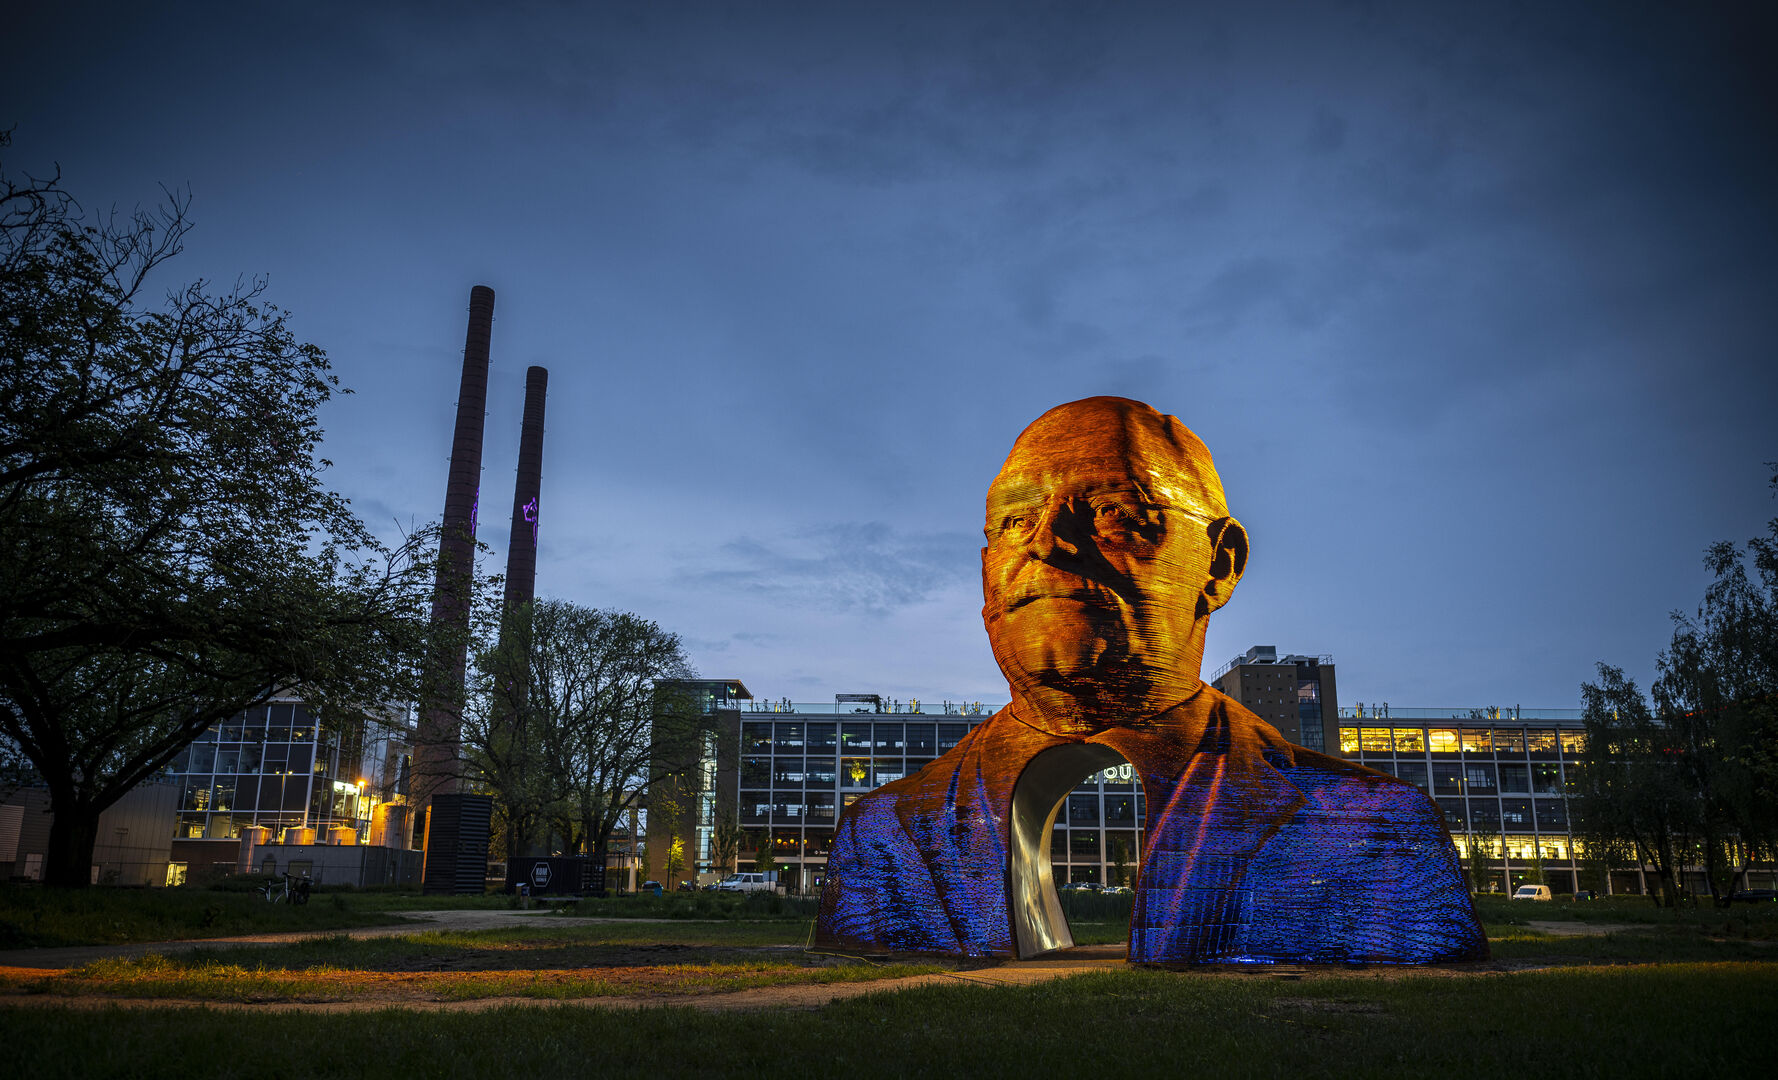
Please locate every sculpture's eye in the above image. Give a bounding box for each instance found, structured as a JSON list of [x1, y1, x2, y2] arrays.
[[1091, 500, 1137, 535]]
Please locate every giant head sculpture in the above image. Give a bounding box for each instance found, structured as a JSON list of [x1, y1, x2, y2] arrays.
[[815, 395, 1488, 966], [982, 397, 1248, 735]]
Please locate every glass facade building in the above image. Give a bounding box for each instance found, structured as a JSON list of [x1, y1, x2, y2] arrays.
[[164, 697, 410, 844], [728, 701, 1146, 890], [720, 700, 1648, 894], [1335, 707, 1593, 892]]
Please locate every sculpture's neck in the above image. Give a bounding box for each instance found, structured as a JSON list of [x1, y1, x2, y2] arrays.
[[1005, 678, 1210, 740]]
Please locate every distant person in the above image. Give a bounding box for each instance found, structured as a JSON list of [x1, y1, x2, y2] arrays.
[[816, 396, 1486, 963]]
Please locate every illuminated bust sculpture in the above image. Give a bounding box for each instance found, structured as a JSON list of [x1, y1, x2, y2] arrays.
[[815, 396, 1487, 964]]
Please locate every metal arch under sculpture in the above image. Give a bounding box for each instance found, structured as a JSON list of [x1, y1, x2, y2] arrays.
[[816, 396, 1488, 965], [1009, 742, 1123, 958]]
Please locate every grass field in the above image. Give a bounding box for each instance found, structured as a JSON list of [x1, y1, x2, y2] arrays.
[[0, 882, 413, 948], [5, 963, 1773, 1078], [5, 885, 1777, 1077], [0, 882, 824, 948]]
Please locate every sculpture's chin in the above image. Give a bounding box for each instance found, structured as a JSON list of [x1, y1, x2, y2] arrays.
[[989, 606, 1126, 677]]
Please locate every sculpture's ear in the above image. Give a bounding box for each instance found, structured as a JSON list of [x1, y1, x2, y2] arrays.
[[1197, 516, 1248, 617]]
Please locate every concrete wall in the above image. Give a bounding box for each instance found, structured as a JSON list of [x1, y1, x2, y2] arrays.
[[243, 842, 422, 887], [2, 783, 178, 885]]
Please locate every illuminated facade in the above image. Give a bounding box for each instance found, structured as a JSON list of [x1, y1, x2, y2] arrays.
[[725, 701, 1182, 891], [165, 696, 410, 846], [1336, 706, 1595, 893], [729, 701, 996, 891]]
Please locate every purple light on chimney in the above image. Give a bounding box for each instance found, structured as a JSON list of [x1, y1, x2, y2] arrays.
[[501, 366, 548, 616]]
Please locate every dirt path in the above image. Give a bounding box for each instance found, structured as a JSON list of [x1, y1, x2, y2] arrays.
[[1525, 921, 1639, 936], [0, 944, 1133, 1013], [0, 909, 734, 971]]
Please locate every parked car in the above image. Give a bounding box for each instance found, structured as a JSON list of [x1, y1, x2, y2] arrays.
[[1059, 881, 1103, 893], [1101, 885, 1133, 897], [639, 879, 663, 896], [1730, 889, 1778, 904], [1512, 884, 1552, 901], [713, 872, 774, 893]]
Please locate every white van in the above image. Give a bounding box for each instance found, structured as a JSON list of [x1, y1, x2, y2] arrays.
[[1512, 884, 1552, 902], [713, 872, 774, 893]]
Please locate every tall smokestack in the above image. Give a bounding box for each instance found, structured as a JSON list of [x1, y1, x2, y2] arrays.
[[502, 366, 548, 615], [413, 285, 496, 814]]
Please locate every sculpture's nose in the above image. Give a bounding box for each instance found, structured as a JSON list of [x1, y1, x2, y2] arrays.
[[1024, 498, 1081, 561]]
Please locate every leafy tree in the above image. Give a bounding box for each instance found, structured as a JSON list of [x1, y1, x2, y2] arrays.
[[664, 836, 686, 886], [0, 138, 436, 886], [463, 603, 554, 861], [460, 600, 709, 889], [1572, 468, 1778, 908], [712, 810, 745, 875], [1108, 836, 1133, 889], [1465, 821, 1499, 895], [1572, 665, 1694, 906], [754, 829, 780, 883], [1650, 494, 1778, 905]]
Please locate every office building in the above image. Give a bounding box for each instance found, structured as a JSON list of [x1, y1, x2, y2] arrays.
[[1209, 645, 1337, 752]]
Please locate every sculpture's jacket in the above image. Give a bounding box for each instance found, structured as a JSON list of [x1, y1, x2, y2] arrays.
[[815, 687, 1488, 964]]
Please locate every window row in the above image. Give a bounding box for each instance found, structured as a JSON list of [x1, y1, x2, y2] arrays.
[[740, 758, 1145, 793], [170, 743, 319, 775], [188, 703, 319, 743], [1339, 726, 1585, 756], [1435, 796, 1569, 832], [1368, 759, 1568, 796], [742, 721, 982, 756]]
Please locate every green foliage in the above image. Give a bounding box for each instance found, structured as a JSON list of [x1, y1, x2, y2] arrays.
[[753, 830, 780, 880], [1574, 468, 1778, 907], [0, 136, 438, 885], [1108, 836, 1133, 888], [712, 810, 745, 874], [460, 599, 704, 872], [1466, 823, 1499, 894], [0, 883, 406, 948]]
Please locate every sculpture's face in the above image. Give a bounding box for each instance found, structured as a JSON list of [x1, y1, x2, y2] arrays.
[[982, 402, 1230, 713]]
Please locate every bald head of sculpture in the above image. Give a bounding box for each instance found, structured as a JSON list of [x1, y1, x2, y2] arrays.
[[981, 396, 1248, 735]]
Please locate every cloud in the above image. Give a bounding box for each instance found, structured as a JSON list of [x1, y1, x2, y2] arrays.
[[674, 523, 977, 614]]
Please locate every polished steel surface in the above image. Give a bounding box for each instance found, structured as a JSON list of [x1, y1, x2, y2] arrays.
[[1009, 742, 1122, 958]]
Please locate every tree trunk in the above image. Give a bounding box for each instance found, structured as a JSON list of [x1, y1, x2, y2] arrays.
[[43, 800, 101, 888], [590, 834, 610, 897]]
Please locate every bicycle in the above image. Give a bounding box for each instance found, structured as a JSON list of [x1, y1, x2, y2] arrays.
[[258, 872, 311, 905]]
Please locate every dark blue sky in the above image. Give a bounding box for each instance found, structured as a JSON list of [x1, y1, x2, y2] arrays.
[[10, 2, 1776, 710]]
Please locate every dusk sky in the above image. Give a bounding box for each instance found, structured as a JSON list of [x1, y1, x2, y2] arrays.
[[10, 2, 1776, 712]]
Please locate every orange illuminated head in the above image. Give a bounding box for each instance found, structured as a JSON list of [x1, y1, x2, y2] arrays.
[[982, 396, 1248, 734]]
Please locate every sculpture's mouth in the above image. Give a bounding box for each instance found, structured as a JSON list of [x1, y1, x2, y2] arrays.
[[1005, 585, 1121, 611]]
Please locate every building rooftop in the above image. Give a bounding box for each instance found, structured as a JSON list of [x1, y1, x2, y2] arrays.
[[1337, 706, 1583, 722]]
